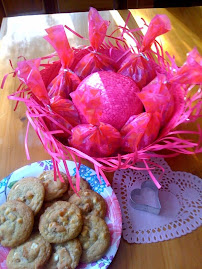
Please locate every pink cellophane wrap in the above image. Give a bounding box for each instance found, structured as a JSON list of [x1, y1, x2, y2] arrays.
[[17, 59, 49, 105], [121, 112, 161, 152], [44, 25, 81, 99], [69, 123, 121, 157], [2, 8, 202, 189], [137, 73, 175, 128], [118, 53, 158, 88], [40, 60, 61, 88], [140, 14, 171, 52], [18, 60, 80, 140], [88, 7, 110, 50], [74, 7, 116, 79], [50, 98, 80, 127], [112, 157, 202, 243], [169, 47, 202, 84]]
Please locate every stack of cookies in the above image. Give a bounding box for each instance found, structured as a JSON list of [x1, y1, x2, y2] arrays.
[[0, 170, 110, 269]]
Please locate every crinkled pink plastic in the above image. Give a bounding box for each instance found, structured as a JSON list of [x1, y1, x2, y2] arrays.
[[48, 68, 81, 99], [116, 14, 171, 89], [121, 112, 161, 152], [100, 47, 127, 66], [50, 97, 80, 127], [44, 25, 73, 66], [88, 7, 110, 50], [137, 73, 175, 127], [140, 14, 171, 52], [16, 59, 76, 139], [74, 7, 116, 79], [169, 47, 202, 84], [69, 122, 121, 157], [45, 113, 72, 139], [70, 46, 91, 70], [17, 59, 49, 105], [118, 53, 158, 88], [44, 25, 81, 98], [40, 60, 61, 88], [74, 51, 117, 80]]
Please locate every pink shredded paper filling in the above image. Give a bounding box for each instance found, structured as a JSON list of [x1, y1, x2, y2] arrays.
[[2, 8, 202, 189]]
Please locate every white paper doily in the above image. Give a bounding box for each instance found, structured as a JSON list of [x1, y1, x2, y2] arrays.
[[112, 158, 202, 243]]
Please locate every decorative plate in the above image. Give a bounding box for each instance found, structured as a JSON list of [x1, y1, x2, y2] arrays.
[[0, 160, 122, 269]]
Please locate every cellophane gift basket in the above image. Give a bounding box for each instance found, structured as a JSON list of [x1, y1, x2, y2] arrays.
[[2, 8, 202, 191]]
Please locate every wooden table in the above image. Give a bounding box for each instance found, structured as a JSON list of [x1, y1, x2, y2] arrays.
[[0, 6, 201, 269]]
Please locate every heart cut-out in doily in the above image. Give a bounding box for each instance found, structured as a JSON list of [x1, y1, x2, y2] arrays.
[[112, 158, 202, 243], [130, 180, 161, 215]]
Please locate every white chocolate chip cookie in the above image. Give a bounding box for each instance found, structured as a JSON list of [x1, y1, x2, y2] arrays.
[[7, 177, 45, 215], [39, 170, 69, 201], [6, 233, 52, 269], [45, 239, 82, 269], [69, 189, 107, 218], [79, 216, 110, 263], [0, 201, 34, 247], [39, 201, 83, 243]]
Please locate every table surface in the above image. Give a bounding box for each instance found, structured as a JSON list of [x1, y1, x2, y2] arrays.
[[0, 6, 201, 269]]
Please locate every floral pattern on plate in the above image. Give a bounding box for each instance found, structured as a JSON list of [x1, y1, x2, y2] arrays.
[[0, 160, 122, 269]]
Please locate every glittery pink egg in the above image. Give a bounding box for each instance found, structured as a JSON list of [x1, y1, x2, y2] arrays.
[[70, 71, 143, 130]]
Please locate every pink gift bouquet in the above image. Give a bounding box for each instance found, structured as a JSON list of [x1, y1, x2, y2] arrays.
[[2, 8, 201, 189]]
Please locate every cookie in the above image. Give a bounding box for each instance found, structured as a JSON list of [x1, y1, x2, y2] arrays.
[[79, 216, 110, 263], [61, 176, 90, 201], [6, 233, 52, 269], [68, 189, 107, 218], [7, 177, 45, 215], [33, 201, 56, 232], [45, 239, 82, 269], [39, 170, 69, 201], [39, 201, 83, 243], [0, 201, 34, 247]]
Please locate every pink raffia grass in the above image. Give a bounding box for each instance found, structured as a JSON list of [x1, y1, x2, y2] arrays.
[[2, 11, 202, 190], [7, 82, 202, 188]]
